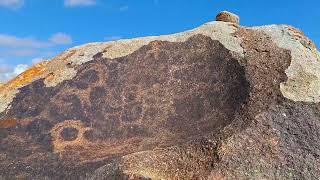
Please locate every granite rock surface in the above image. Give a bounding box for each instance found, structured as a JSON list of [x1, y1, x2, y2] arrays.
[[0, 12, 319, 179]]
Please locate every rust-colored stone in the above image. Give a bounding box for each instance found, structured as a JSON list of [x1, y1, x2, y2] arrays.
[[216, 11, 240, 24], [0, 118, 18, 129]]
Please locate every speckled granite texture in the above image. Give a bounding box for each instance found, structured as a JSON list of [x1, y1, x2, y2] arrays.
[[0, 12, 319, 179]]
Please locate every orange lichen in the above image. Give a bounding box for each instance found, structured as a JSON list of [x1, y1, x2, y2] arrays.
[[0, 118, 18, 129], [1, 62, 48, 92], [0, 50, 79, 95], [287, 26, 317, 49]]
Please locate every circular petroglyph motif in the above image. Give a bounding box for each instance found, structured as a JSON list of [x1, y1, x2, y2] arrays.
[[2, 35, 250, 162], [50, 120, 92, 152]]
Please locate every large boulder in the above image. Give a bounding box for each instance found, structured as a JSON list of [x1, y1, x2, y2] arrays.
[[216, 11, 240, 24], [0, 12, 319, 179]]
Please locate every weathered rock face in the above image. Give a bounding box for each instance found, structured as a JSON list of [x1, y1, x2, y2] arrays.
[[0, 12, 320, 179], [216, 11, 240, 24]]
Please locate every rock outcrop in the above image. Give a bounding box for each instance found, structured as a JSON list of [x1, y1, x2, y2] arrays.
[[0, 12, 319, 179], [216, 11, 240, 24]]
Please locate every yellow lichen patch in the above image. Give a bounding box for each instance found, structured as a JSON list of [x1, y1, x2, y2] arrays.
[[0, 118, 18, 129], [0, 61, 51, 114], [1, 61, 48, 92]]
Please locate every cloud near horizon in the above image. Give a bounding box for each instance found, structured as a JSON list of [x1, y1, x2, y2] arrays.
[[0, 60, 28, 83], [0, 0, 24, 9], [0, 56, 50, 83], [119, 5, 129, 12], [0, 33, 72, 83], [0, 32, 72, 58], [49, 33, 73, 45], [0, 33, 72, 48], [64, 0, 96, 7], [0, 0, 97, 9]]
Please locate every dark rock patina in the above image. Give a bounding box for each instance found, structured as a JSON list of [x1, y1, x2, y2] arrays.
[[0, 27, 319, 179], [0, 35, 250, 178]]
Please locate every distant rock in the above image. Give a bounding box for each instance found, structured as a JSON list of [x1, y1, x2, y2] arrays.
[[216, 11, 240, 24], [0, 12, 319, 179]]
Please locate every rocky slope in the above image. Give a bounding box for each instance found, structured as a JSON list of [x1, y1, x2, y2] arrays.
[[0, 12, 319, 179]]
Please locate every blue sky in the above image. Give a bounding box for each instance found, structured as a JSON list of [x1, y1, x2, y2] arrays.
[[0, 0, 319, 82]]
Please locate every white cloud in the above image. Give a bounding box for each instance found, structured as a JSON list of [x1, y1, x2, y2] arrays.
[[104, 36, 122, 42], [0, 33, 72, 59], [0, 32, 73, 82], [13, 64, 28, 74], [0, 56, 52, 83], [119, 5, 129, 12], [0, 33, 73, 49], [0, 0, 24, 9], [0, 49, 36, 57], [0, 34, 50, 48], [64, 0, 96, 7], [0, 62, 29, 83], [49, 33, 72, 45]]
